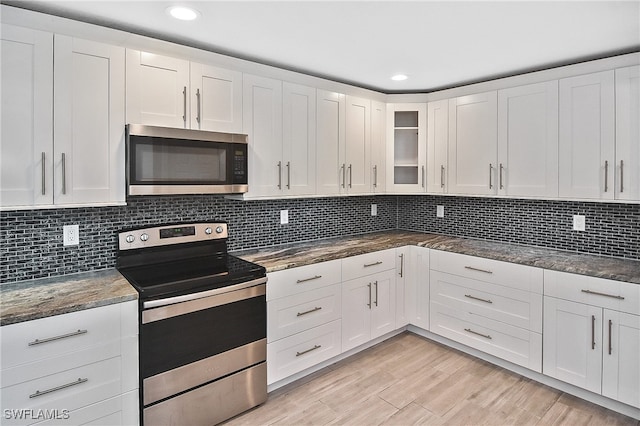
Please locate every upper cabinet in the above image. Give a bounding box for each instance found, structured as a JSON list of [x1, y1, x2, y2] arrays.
[[370, 101, 386, 193], [448, 91, 498, 195], [1, 26, 125, 209], [316, 90, 345, 196], [386, 103, 427, 193], [426, 100, 448, 194], [126, 49, 242, 133], [497, 81, 559, 198], [558, 71, 615, 200], [615, 65, 640, 201], [344, 96, 372, 195]]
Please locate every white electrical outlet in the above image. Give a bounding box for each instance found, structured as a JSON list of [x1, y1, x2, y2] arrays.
[[573, 215, 586, 231], [371, 204, 377, 216], [280, 210, 289, 225], [436, 205, 445, 218], [63, 225, 79, 246]]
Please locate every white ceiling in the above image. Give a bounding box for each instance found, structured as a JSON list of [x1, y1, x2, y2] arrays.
[[12, 1, 640, 93]]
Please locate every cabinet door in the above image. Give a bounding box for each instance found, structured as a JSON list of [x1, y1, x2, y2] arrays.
[[283, 82, 316, 196], [316, 90, 345, 196], [615, 65, 640, 201], [408, 246, 430, 330], [386, 103, 427, 193], [426, 99, 448, 193], [54, 36, 125, 205], [543, 297, 602, 394], [341, 276, 372, 352], [0, 25, 53, 207], [370, 101, 386, 193], [126, 49, 189, 128], [370, 269, 396, 340], [559, 71, 615, 199], [345, 95, 371, 194], [243, 74, 283, 197], [448, 92, 498, 195], [498, 81, 558, 198], [190, 63, 242, 133], [602, 310, 640, 408], [395, 247, 409, 328]]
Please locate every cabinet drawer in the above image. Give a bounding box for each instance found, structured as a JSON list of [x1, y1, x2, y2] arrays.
[[430, 250, 543, 293], [430, 301, 542, 372], [267, 320, 341, 384], [430, 271, 542, 333], [267, 259, 341, 301], [544, 270, 640, 315], [31, 391, 138, 426], [268, 284, 341, 342], [1, 304, 124, 370], [2, 357, 122, 426], [342, 249, 396, 282]]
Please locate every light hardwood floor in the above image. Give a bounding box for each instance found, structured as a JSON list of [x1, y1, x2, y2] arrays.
[[225, 332, 639, 426]]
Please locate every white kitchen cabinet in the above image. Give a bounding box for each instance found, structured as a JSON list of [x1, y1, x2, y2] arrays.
[[615, 65, 640, 201], [395, 247, 410, 328], [0, 25, 53, 208], [497, 81, 559, 198], [242, 74, 283, 197], [426, 100, 448, 194], [316, 90, 345, 195], [370, 100, 386, 193], [344, 95, 371, 194], [54, 35, 125, 205], [190, 63, 242, 133], [448, 91, 498, 195], [559, 71, 615, 199], [386, 103, 427, 193], [404, 246, 430, 330]]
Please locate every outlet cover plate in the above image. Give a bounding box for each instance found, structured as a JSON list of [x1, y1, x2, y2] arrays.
[[280, 210, 289, 225], [371, 204, 377, 216], [437, 205, 445, 218], [63, 224, 79, 246], [573, 215, 586, 231]]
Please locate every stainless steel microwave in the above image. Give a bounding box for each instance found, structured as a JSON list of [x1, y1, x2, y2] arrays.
[[126, 124, 248, 196]]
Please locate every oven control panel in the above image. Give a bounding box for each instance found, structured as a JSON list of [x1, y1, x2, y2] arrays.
[[118, 223, 228, 250]]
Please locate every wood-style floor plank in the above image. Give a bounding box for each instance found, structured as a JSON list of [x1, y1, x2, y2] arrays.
[[224, 332, 639, 426]]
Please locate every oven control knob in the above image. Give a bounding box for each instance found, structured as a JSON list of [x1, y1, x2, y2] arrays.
[[125, 234, 135, 244], [205, 227, 212, 235], [140, 233, 149, 242], [215, 226, 224, 234]]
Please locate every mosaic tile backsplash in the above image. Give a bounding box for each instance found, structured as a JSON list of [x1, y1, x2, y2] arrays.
[[1, 194, 639, 283]]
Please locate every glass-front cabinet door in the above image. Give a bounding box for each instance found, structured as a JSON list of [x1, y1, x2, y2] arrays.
[[386, 103, 426, 193]]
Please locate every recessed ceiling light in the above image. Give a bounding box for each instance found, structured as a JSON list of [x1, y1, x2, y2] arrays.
[[166, 6, 200, 21], [391, 74, 408, 81]]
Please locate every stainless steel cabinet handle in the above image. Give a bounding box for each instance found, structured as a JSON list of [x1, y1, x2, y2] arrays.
[[440, 165, 445, 188], [296, 275, 322, 284], [41, 152, 46, 195], [61, 153, 67, 195], [277, 161, 282, 190], [581, 289, 625, 300], [464, 328, 492, 340], [296, 344, 321, 357], [182, 86, 187, 126], [341, 164, 346, 188], [28, 329, 88, 346], [364, 261, 383, 268], [464, 294, 493, 304], [373, 165, 377, 188], [499, 163, 504, 190], [620, 160, 624, 193], [464, 266, 493, 274], [489, 163, 493, 189], [399, 253, 404, 278], [30, 378, 87, 399], [608, 319, 613, 355], [297, 306, 322, 317], [367, 283, 372, 309], [348, 164, 353, 188], [286, 161, 291, 189], [374, 280, 378, 307], [591, 315, 596, 350], [421, 165, 425, 188], [604, 160, 609, 192], [196, 88, 201, 124]]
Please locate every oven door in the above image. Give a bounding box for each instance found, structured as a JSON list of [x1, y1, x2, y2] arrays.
[[140, 280, 266, 412]]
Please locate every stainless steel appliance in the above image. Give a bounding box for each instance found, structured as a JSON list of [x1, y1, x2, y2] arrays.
[[116, 222, 267, 425], [126, 124, 248, 196]]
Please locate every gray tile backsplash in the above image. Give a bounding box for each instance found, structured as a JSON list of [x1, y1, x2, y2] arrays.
[[1, 194, 638, 283]]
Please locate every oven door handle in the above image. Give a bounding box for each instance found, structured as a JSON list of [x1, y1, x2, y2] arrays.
[[142, 277, 267, 322]]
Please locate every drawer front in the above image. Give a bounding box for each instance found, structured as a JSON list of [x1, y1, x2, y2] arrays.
[[430, 250, 543, 294], [267, 319, 341, 384], [544, 270, 640, 315], [2, 357, 122, 426], [30, 391, 137, 426], [267, 259, 341, 301], [1, 304, 123, 370], [430, 301, 542, 372], [430, 271, 542, 333], [268, 284, 341, 342], [342, 249, 396, 282]]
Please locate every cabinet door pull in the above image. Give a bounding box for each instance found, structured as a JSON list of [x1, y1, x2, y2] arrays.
[[608, 319, 613, 355], [61, 153, 67, 195], [277, 161, 282, 189], [297, 306, 322, 317], [364, 261, 383, 268], [28, 329, 88, 346], [464, 294, 493, 304], [367, 283, 372, 309], [421, 165, 425, 188], [464, 328, 492, 340], [182, 86, 187, 126], [604, 160, 609, 192], [286, 161, 291, 189], [591, 315, 596, 350], [440, 165, 445, 188], [348, 164, 353, 188], [296, 275, 322, 284], [41, 152, 46, 195], [620, 160, 624, 193], [489, 163, 493, 189], [296, 345, 321, 357], [499, 163, 504, 189], [581, 289, 624, 300], [341, 164, 346, 188], [374, 280, 378, 307], [399, 253, 404, 278], [196, 88, 201, 124], [464, 266, 493, 274], [30, 378, 87, 399], [373, 165, 377, 188]]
